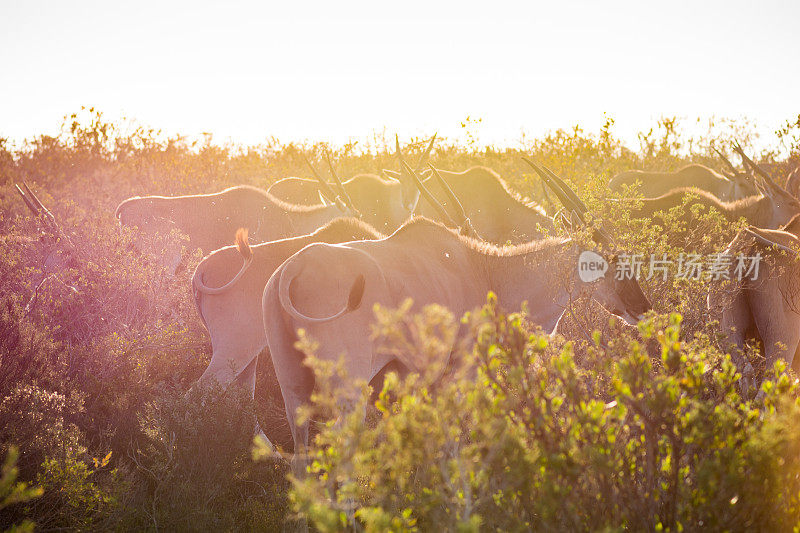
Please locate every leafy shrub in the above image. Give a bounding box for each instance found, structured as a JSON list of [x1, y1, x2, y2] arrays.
[[32, 447, 114, 530], [0, 446, 43, 533], [0, 383, 113, 530], [289, 299, 800, 532], [114, 384, 289, 531]]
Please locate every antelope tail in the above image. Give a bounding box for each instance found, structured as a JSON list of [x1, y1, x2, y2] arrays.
[[278, 258, 366, 324], [236, 228, 252, 261], [193, 228, 254, 295]]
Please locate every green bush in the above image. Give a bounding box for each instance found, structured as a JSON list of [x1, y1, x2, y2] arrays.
[[289, 299, 800, 532], [0, 382, 112, 530], [114, 384, 289, 531], [0, 446, 43, 533]]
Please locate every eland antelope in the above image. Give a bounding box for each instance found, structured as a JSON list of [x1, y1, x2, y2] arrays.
[[268, 137, 552, 243], [414, 165, 553, 244], [262, 162, 651, 473], [609, 164, 755, 200], [711, 215, 800, 394], [628, 148, 800, 230], [192, 175, 472, 448], [609, 148, 756, 200], [115, 185, 359, 255], [629, 185, 800, 230], [192, 218, 385, 405], [267, 136, 436, 233]]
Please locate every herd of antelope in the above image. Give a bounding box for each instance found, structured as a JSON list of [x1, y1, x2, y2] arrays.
[[15, 136, 800, 475]]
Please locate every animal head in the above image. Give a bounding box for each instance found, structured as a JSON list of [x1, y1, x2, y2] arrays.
[[382, 134, 436, 213], [523, 158, 652, 325], [713, 145, 758, 199], [115, 196, 176, 233], [758, 175, 800, 227], [115, 196, 185, 273], [728, 170, 758, 199], [732, 142, 800, 227], [575, 251, 652, 325]]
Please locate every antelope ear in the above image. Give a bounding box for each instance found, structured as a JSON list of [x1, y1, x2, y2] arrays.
[[785, 168, 800, 199], [762, 173, 791, 197], [754, 176, 769, 197], [382, 169, 401, 181], [569, 209, 582, 230]]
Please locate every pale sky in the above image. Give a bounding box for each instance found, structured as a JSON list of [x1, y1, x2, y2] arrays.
[[1, 0, 798, 151]]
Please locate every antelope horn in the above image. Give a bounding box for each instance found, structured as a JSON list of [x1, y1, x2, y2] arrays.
[[732, 141, 779, 187], [540, 165, 590, 216], [539, 176, 552, 205], [22, 182, 55, 223], [15, 184, 40, 215], [428, 164, 468, 223], [569, 210, 583, 231], [415, 134, 437, 172], [521, 158, 585, 223], [552, 207, 569, 229], [712, 146, 738, 177], [546, 164, 617, 243], [427, 164, 479, 238], [23, 182, 46, 211], [401, 159, 459, 228], [394, 134, 406, 182], [523, 159, 615, 243], [395, 134, 403, 162], [324, 150, 362, 218], [303, 154, 338, 204]]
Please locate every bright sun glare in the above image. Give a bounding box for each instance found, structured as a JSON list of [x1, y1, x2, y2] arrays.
[[1, 0, 798, 150]]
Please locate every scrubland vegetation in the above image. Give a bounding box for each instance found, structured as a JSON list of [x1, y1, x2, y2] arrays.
[[1, 108, 800, 531]]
